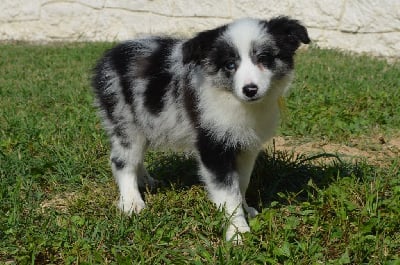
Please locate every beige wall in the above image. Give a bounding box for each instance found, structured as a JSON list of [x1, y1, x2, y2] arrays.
[[1, 0, 399, 58]]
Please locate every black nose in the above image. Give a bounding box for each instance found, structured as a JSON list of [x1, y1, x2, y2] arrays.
[[242, 83, 258, 98]]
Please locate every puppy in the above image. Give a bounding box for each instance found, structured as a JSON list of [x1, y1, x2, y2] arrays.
[[92, 16, 310, 242]]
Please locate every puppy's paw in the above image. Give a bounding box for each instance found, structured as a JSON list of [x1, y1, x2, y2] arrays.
[[226, 223, 250, 245], [244, 205, 259, 218], [118, 196, 146, 215], [138, 172, 161, 190], [143, 175, 161, 189]]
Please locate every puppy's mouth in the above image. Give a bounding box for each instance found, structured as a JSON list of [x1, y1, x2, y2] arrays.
[[237, 93, 264, 103], [244, 96, 263, 103]]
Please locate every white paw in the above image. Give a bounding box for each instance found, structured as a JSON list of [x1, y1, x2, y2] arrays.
[[118, 196, 146, 215], [244, 206, 259, 218], [226, 223, 250, 245]]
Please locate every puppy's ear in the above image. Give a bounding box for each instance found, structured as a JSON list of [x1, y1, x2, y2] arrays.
[[266, 16, 310, 53], [182, 25, 227, 65]]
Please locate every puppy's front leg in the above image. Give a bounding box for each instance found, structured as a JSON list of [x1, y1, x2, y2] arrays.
[[197, 132, 249, 243], [200, 164, 250, 242]]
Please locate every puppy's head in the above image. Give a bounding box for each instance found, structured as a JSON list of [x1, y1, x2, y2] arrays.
[[182, 17, 310, 102]]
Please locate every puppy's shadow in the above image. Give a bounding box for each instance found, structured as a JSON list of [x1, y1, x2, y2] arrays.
[[145, 151, 200, 189], [247, 148, 369, 208], [144, 148, 369, 209]]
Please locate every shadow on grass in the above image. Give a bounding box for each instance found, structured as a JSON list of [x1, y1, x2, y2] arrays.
[[248, 147, 373, 209], [145, 146, 373, 209]]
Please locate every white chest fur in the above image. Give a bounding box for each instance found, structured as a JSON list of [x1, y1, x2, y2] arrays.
[[197, 81, 284, 149]]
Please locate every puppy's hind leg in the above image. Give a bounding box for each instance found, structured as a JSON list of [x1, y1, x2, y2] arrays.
[[110, 131, 148, 215]]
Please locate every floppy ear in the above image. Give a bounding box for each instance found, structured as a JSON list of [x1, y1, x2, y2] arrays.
[[182, 25, 227, 65], [266, 16, 310, 53]]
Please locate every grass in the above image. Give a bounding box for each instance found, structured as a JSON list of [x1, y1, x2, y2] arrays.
[[0, 42, 399, 264], [283, 48, 400, 141]]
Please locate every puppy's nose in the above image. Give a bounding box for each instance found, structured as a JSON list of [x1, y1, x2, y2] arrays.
[[242, 83, 258, 98]]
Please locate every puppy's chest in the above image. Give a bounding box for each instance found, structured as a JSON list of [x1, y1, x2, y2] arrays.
[[198, 93, 281, 147]]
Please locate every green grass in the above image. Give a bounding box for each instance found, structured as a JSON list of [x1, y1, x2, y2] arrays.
[[283, 48, 400, 141], [1, 43, 399, 264]]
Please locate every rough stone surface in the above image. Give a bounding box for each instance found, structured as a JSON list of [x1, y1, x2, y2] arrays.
[[0, 0, 399, 58], [0, 1, 41, 22], [340, 0, 400, 33]]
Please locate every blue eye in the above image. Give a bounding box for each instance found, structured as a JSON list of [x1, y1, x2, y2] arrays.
[[225, 61, 236, 71]]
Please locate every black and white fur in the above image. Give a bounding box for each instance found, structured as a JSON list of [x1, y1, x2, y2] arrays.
[[92, 17, 310, 242]]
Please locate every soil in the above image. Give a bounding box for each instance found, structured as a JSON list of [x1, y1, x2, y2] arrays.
[[270, 135, 400, 166]]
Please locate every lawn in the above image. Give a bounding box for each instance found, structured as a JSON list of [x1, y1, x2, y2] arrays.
[[0, 43, 399, 264]]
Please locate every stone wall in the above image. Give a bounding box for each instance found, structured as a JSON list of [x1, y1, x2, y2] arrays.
[[1, 0, 399, 58]]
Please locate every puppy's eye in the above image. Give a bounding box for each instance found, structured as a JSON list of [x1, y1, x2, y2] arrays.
[[225, 61, 236, 71], [258, 52, 273, 63]]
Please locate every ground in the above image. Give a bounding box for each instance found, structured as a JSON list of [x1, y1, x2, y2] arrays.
[[272, 135, 400, 166]]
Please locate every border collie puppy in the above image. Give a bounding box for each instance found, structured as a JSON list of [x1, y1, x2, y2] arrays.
[[92, 16, 310, 242]]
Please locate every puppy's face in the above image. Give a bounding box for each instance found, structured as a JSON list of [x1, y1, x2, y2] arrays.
[[182, 17, 310, 102]]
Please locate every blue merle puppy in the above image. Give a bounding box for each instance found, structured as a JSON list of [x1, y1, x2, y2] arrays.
[[92, 16, 310, 242]]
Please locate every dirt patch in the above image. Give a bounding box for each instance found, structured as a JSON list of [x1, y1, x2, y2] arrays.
[[269, 135, 400, 166], [40, 192, 77, 213], [390, 136, 400, 149], [40, 184, 118, 214]]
